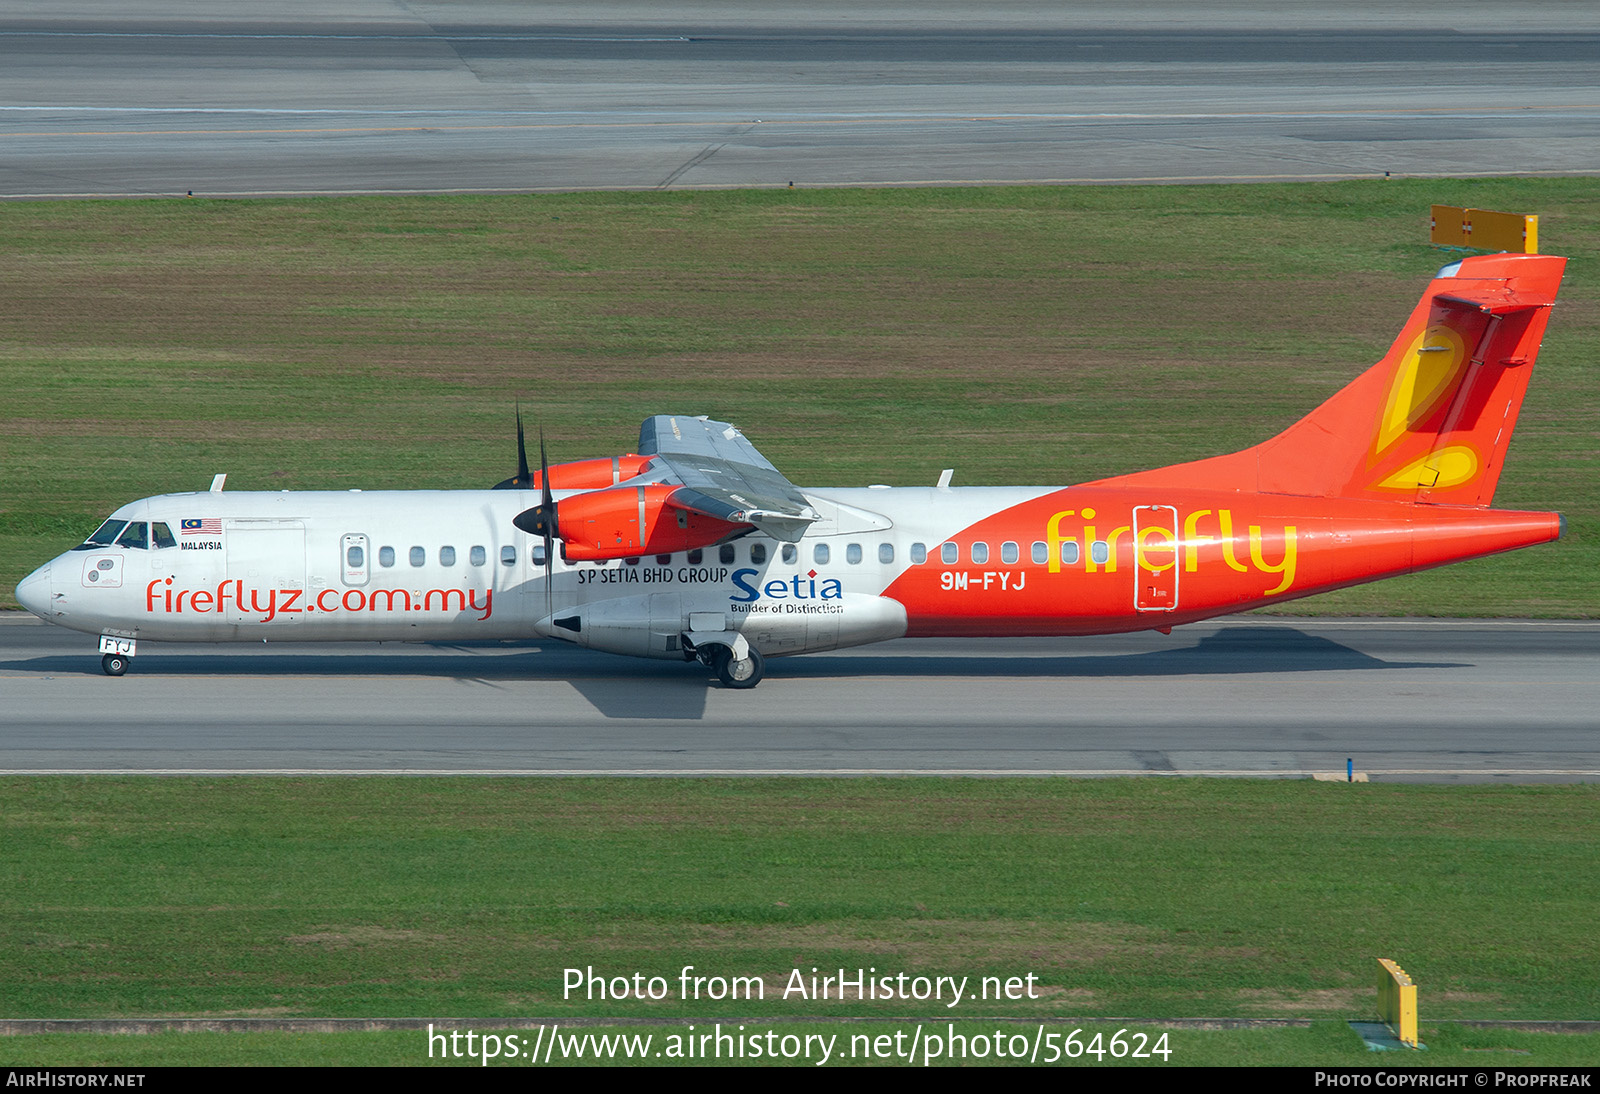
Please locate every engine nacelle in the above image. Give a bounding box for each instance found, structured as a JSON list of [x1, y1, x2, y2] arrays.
[[557, 484, 747, 561], [535, 454, 654, 491]]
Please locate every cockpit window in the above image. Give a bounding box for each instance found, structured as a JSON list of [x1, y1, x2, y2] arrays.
[[115, 522, 149, 550], [72, 519, 128, 550], [152, 522, 177, 549]]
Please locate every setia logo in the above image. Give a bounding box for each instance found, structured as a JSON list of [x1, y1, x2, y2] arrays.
[[729, 567, 843, 604]]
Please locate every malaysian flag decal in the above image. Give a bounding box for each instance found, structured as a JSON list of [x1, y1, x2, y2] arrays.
[[181, 518, 222, 535]]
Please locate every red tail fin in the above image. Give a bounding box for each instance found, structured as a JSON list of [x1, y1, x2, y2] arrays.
[[1103, 253, 1565, 505]]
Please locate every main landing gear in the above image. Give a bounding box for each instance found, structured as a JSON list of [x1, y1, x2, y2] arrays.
[[684, 630, 766, 689], [712, 644, 765, 689]]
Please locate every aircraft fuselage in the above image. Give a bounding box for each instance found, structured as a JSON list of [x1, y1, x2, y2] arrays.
[[16, 483, 1559, 658], [12, 252, 1573, 685]]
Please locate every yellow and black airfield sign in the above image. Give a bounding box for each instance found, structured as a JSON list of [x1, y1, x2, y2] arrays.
[[1431, 204, 1539, 253]]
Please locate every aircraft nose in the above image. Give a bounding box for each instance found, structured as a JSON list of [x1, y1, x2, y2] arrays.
[[14, 561, 53, 619]]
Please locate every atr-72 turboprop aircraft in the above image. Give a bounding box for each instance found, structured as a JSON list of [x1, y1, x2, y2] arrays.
[[15, 252, 1567, 688]]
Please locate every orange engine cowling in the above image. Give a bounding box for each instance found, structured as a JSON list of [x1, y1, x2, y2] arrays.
[[557, 484, 747, 561], [533, 454, 654, 491]]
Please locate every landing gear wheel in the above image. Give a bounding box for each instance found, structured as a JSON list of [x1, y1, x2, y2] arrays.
[[713, 645, 764, 689], [101, 653, 130, 677]]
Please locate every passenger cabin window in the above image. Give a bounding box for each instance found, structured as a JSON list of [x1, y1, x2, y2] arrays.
[[1062, 541, 1081, 565], [971, 542, 989, 564], [813, 543, 830, 565], [1090, 540, 1109, 565], [439, 546, 456, 567], [719, 544, 736, 565], [911, 542, 927, 564], [470, 546, 486, 567], [500, 546, 516, 566], [346, 545, 364, 569], [1001, 541, 1019, 564], [115, 522, 149, 550], [656, 554, 672, 565], [846, 543, 862, 564], [940, 542, 958, 565], [409, 546, 425, 567], [152, 523, 177, 549], [626, 556, 640, 566], [1031, 541, 1048, 565], [379, 546, 396, 568], [781, 544, 797, 564], [687, 548, 703, 564], [531, 544, 547, 567], [879, 543, 894, 564], [750, 543, 767, 565]]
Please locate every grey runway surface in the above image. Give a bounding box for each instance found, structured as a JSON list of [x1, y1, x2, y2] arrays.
[[3, 2, 1598, 197], [3, 616, 1597, 781]]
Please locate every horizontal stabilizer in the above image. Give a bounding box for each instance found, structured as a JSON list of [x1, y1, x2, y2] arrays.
[[1435, 287, 1556, 315]]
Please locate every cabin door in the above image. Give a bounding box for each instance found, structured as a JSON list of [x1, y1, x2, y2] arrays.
[[224, 520, 307, 624], [1132, 505, 1179, 612]]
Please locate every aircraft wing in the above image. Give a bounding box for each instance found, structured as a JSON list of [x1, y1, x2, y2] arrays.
[[637, 415, 818, 542]]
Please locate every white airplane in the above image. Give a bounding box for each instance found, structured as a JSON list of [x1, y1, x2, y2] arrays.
[[14, 252, 1568, 688]]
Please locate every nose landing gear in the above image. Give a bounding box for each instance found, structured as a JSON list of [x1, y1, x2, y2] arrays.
[[97, 635, 136, 676]]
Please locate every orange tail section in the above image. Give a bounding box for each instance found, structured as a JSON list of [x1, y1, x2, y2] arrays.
[[1104, 252, 1565, 505]]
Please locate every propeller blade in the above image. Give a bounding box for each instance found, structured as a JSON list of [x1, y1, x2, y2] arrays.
[[492, 404, 535, 490], [539, 430, 554, 617], [539, 430, 552, 507], [515, 404, 531, 486], [509, 429, 561, 621]]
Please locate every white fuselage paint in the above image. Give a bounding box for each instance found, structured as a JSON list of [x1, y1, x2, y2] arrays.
[[18, 487, 1043, 658]]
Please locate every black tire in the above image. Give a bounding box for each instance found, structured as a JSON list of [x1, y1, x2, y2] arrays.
[[713, 645, 764, 689], [101, 653, 129, 677]]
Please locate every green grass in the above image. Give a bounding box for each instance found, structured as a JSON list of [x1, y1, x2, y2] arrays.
[[2, 179, 1598, 613], [2, 778, 1596, 1027], [7, 1022, 1600, 1067]]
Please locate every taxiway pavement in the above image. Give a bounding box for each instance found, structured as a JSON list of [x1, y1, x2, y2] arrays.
[[3, 2, 1598, 196], [3, 616, 1596, 781]]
